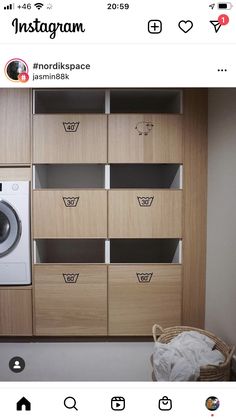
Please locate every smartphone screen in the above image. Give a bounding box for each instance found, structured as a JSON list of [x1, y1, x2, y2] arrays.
[[0, 1, 235, 417]]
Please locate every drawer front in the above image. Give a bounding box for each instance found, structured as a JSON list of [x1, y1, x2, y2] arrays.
[[108, 114, 183, 163], [34, 265, 107, 335], [109, 265, 182, 336], [33, 114, 107, 163], [109, 190, 182, 238], [0, 289, 32, 336], [33, 190, 107, 238]]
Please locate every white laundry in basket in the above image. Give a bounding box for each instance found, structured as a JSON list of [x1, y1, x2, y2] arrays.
[[153, 331, 225, 381]]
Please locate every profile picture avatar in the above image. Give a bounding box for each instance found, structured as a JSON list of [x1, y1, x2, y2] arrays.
[[5, 58, 29, 82]]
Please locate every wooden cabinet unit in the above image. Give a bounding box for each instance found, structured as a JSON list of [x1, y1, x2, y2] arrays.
[[0, 289, 32, 336], [0, 89, 31, 164], [33, 189, 107, 238], [108, 265, 182, 336], [108, 114, 183, 163], [34, 265, 107, 335], [0, 88, 207, 337], [109, 190, 182, 238], [33, 114, 107, 163]]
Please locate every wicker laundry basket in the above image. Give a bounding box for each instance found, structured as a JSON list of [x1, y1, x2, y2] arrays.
[[152, 324, 235, 381]]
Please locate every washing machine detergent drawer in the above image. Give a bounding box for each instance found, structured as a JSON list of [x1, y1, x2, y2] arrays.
[[0, 263, 31, 285]]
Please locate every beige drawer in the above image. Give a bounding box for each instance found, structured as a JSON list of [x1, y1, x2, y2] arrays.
[[109, 265, 182, 336], [0, 289, 32, 336], [34, 265, 107, 336], [33, 114, 107, 163], [33, 190, 107, 238], [109, 190, 182, 238], [108, 114, 183, 163]]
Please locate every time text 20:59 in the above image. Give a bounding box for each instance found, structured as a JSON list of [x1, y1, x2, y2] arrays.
[[107, 3, 130, 10]]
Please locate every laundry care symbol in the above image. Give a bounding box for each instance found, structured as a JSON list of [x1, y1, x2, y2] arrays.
[[63, 122, 80, 132], [63, 197, 79, 207], [136, 273, 153, 283], [135, 121, 154, 136], [63, 273, 79, 283], [178, 20, 193, 33], [137, 196, 154, 207]]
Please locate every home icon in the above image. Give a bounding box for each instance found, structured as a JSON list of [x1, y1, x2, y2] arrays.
[[16, 397, 31, 411]]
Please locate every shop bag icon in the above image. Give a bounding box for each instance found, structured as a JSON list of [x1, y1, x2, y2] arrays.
[[158, 396, 172, 411]]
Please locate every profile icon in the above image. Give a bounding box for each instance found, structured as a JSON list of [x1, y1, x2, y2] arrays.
[[9, 356, 26, 373], [5, 58, 29, 83], [205, 396, 220, 411]]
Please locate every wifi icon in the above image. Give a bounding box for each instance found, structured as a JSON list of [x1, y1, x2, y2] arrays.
[[34, 2, 44, 9]]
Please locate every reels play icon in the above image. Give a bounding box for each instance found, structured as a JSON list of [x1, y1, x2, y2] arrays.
[[111, 396, 125, 411]]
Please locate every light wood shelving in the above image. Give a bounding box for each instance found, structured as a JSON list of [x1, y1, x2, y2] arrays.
[[0, 88, 207, 336]]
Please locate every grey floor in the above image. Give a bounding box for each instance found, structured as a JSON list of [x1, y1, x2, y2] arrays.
[[0, 342, 153, 381]]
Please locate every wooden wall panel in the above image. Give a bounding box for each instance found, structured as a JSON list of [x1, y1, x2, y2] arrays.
[[0, 89, 31, 164], [182, 89, 208, 328]]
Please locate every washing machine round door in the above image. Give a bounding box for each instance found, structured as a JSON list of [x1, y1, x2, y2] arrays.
[[0, 200, 21, 257]]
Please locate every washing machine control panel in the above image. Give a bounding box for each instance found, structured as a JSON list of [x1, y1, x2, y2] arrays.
[[0, 181, 29, 195]]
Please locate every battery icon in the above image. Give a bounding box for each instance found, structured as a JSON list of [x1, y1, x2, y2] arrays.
[[218, 2, 233, 9]]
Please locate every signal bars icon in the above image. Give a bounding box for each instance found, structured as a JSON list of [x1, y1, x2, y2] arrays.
[[4, 3, 15, 9]]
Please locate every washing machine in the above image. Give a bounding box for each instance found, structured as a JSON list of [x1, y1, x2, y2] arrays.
[[0, 181, 31, 285]]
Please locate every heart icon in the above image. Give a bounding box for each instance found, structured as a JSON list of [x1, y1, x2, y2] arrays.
[[178, 20, 193, 33]]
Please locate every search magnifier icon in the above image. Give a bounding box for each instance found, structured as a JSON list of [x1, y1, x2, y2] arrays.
[[64, 396, 78, 411]]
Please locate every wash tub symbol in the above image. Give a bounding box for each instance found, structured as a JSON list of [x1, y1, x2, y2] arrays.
[[63, 197, 79, 207], [63, 273, 79, 283], [135, 121, 154, 136], [136, 273, 153, 283], [137, 196, 154, 207], [63, 122, 80, 132]]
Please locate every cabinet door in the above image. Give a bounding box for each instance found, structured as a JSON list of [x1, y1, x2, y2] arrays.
[[34, 265, 107, 335], [109, 190, 182, 238], [33, 114, 107, 163], [0, 289, 32, 336], [108, 114, 183, 163], [109, 265, 182, 336], [0, 89, 30, 164], [33, 190, 107, 238]]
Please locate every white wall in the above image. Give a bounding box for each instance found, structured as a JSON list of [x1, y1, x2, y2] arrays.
[[206, 89, 236, 348]]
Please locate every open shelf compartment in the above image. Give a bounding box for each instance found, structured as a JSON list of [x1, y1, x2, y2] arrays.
[[110, 164, 182, 189], [110, 89, 182, 113], [33, 164, 105, 189], [110, 239, 182, 264], [34, 239, 106, 264], [34, 89, 106, 114]]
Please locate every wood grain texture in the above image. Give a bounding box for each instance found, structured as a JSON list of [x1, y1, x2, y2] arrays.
[[33, 114, 107, 163], [33, 189, 107, 238], [0, 167, 31, 181], [108, 114, 183, 163], [108, 265, 182, 336], [109, 190, 182, 238], [0, 89, 31, 164], [34, 265, 107, 335], [0, 289, 33, 336], [182, 89, 208, 328]]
